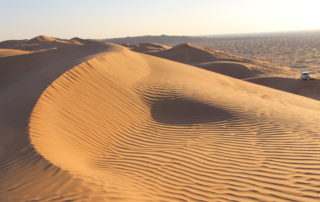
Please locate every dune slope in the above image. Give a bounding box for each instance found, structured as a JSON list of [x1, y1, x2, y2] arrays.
[[19, 45, 320, 201]]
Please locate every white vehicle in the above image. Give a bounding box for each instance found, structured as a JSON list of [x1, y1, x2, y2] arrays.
[[300, 72, 312, 80]]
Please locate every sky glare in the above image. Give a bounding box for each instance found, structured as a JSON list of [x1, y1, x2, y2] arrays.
[[0, 0, 320, 40]]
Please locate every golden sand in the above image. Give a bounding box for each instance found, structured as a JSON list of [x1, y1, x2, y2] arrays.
[[1, 41, 320, 201]]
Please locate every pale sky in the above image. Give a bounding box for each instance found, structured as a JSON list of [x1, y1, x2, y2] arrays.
[[1, 0, 320, 41]]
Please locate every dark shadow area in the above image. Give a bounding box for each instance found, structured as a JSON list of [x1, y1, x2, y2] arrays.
[[198, 62, 255, 79], [151, 98, 234, 125]]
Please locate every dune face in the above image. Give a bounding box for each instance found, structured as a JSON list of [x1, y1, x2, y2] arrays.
[[1, 39, 320, 201]]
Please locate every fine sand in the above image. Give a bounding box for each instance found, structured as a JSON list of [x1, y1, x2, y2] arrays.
[[1, 39, 320, 201]]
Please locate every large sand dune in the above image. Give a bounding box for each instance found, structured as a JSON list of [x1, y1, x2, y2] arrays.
[[1, 41, 320, 201]]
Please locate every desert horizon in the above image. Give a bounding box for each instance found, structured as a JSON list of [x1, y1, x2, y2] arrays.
[[1, 0, 320, 201]]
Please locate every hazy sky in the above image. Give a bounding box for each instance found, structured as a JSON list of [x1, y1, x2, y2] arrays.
[[1, 0, 320, 40]]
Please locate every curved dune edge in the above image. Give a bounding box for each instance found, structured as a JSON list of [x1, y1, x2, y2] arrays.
[[29, 48, 152, 201], [29, 46, 320, 201], [0, 48, 31, 57]]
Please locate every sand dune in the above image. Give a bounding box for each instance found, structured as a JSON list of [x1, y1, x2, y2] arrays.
[[26, 35, 60, 43], [1, 41, 320, 201], [152, 43, 241, 64]]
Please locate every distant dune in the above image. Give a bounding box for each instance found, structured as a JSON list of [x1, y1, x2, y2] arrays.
[[0, 35, 100, 51], [130, 42, 296, 79], [130, 43, 171, 54], [152, 43, 240, 63], [1, 37, 320, 201], [104, 34, 197, 45]]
